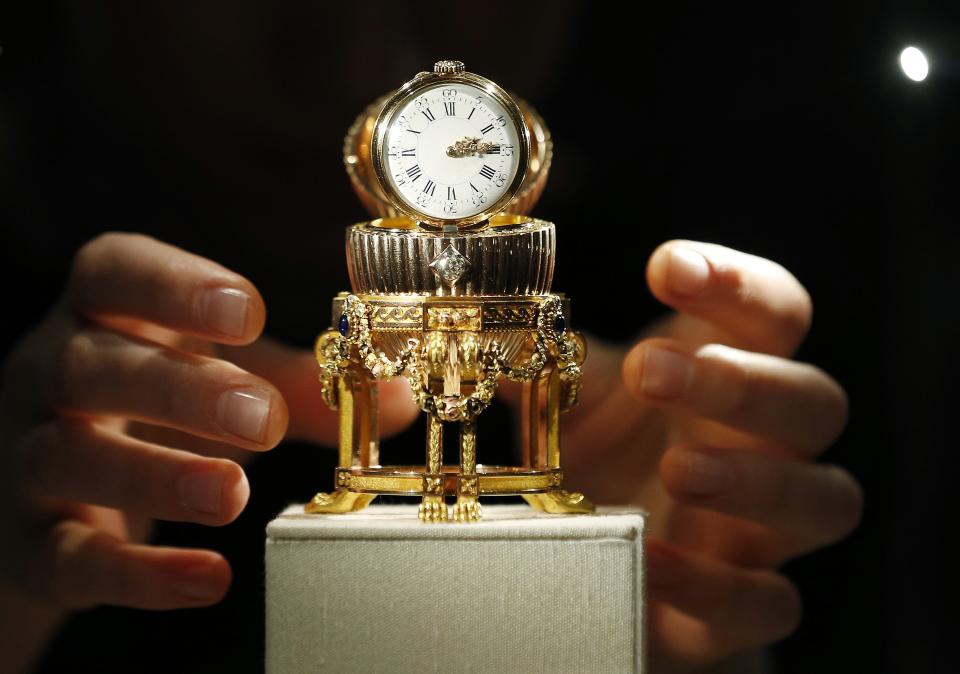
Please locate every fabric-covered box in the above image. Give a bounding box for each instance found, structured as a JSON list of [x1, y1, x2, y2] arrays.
[[265, 503, 646, 673]]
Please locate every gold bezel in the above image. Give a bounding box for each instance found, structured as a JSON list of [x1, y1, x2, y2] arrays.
[[370, 68, 531, 229]]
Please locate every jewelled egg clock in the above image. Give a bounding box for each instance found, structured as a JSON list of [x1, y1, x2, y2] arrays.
[[306, 61, 595, 522]]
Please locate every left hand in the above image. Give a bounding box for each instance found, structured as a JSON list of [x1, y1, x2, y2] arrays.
[[557, 240, 862, 673]]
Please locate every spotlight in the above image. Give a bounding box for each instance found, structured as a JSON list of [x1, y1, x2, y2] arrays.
[[900, 46, 929, 82]]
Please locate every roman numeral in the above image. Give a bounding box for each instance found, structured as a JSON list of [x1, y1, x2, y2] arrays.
[[479, 165, 496, 180], [447, 186, 456, 200], [422, 108, 436, 122], [423, 180, 436, 196], [444, 102, 456, 116], [480, 124, 494, 135], [406, 165, 422, 182], [407, 129, 421, 134], [470, 182, 480, 193], [487, 145, 500, 154], [467, 108, 476, 120], [401, 149, 416, 157]]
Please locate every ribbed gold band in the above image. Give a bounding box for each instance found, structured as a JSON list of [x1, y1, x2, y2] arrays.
[[346, 217, 555, 296]]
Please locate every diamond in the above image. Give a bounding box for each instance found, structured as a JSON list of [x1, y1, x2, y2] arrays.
[[430, 245, 470, 285]]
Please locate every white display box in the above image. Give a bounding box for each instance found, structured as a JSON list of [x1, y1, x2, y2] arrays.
[[265, 503, 646, 673]]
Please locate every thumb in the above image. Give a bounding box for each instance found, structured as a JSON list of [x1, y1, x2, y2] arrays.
[[218, 336, 419, 446]]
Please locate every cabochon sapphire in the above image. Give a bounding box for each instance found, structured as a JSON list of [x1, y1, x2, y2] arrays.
[[553, 313, 566, 333], [338, 313, 350, 336]]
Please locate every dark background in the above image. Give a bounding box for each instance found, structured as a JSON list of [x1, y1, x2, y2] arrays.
[[1, 2, 957, 672]]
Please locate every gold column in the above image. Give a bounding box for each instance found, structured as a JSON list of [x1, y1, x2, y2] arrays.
[[305, 367, 378, 514], [522, 359, 593, 515], [344, 369, 379, 469], [419, 414, 448, 521], [453, 419, 481, 522], [545, 366, 561, 469], [522, 364, 558, 470]]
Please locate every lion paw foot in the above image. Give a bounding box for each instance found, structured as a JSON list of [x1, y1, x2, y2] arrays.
[[452, 496, 483, 522], [418, 496, 448, 522]]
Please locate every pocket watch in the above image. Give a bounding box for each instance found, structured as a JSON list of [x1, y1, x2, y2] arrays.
[[370, 60, 531, 229]]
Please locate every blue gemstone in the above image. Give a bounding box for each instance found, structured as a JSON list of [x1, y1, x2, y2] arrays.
[[338, 313, 350, 336], [553, 313, 566, 333]]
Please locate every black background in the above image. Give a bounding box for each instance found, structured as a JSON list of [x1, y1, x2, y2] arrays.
[[1, 2, 957, 672]]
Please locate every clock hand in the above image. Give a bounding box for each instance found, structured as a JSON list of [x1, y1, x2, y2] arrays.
[[446, 137, 498, 158]]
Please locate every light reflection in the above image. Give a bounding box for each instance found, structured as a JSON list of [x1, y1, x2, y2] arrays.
[[900, 46, 929, 82]]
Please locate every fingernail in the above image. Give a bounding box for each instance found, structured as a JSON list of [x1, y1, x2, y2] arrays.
[[201, 288, 249, 338], [667, 245, 710, 296], [174, 562, 223, 601], [642, 346, 692, 398], [645, 544, 682, 591], [673, 448, 734, 496], [216, 388, 271, 443], [178, 470, 224, 515]]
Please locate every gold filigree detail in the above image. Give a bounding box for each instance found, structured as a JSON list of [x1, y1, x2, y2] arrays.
[[482, 304, 538, 329], [460, 420, 477, 474], [369, 304, 423, 329], [315, 330, 345, 409], [426, 306, 481, 331], [424, 331, 447, 379], [458, 331, 480, 380], [427, 416, 442, 473], [308, 290, 594, 521], [422, 475, 444, 496], [458, 475, 479, 497]]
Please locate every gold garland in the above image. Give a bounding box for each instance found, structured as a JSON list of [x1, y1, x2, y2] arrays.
[[316, 295, 583, 421]]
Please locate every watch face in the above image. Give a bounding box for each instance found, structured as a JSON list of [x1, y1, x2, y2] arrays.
[[381, 81, 523, 223]]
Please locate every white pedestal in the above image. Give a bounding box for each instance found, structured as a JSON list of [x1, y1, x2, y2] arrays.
[[265, 503, 646, 674]]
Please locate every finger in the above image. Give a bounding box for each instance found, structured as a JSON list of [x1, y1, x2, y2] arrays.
[[218, 337, 420, 445], [622, 338, 848, 456], [646, 240, 813, 357], [29, 519, 230, 610], [47, 327, 288, 451], [66, 232, 265, 345], [92, 315, 218, 357], [639, 311, 745, 354], [645, 540, 801, 667], [126, 421, 253, 463], [20, 418, 250, 526], [660, 445, 864, 557]]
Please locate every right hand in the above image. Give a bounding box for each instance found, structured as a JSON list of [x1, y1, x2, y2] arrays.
[[0, 232, 415, 613]]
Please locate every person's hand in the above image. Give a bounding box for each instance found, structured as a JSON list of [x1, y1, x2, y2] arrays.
[[558, 240, 862, 673], [0, 233, 416, 615]]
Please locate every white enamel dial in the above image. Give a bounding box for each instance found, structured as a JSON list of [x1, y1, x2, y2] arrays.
[[383, 83, 522, 221]]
